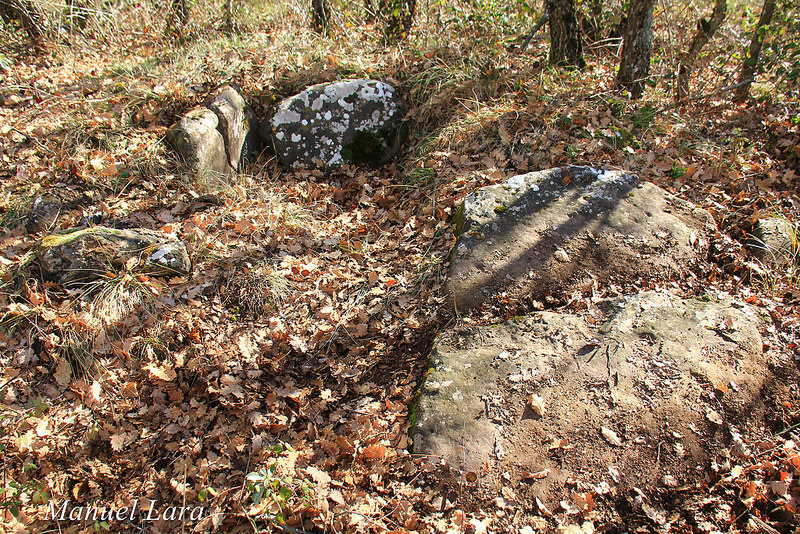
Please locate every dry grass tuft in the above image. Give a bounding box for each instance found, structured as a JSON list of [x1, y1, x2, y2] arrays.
[[223, 259, 292, 318]]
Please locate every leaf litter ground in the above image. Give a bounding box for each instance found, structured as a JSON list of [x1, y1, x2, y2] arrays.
[[1, 13, 800, 534]]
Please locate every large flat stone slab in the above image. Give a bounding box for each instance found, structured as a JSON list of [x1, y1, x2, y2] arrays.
[[413, 292, 765, 494], [446, 166, 716, 310]]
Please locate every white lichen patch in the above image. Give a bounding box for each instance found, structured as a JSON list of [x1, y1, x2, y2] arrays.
[[271, 108, 303, 127]]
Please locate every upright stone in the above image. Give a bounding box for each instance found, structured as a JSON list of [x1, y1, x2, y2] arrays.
[[205, 85, 260, 172], [447, 166, 716, 310], [166, 107, 232, 178], [270, 79, 406, 170]]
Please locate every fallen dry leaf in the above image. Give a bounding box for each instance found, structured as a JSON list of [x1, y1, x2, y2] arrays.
[[602, 426, 623, 447]]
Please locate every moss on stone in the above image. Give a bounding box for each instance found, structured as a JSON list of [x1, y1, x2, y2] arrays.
[[453, 202, 466, 236], [342, 129, 387, 166], [40, 226, 120, 248]]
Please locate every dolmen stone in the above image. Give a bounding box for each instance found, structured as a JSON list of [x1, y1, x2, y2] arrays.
[[447, 166, 716, 310], [167, 107, 231, 178], [37, 226, 191, 286], [269, 79, 406, 170], [205, 85, 260, 172], [414, 291, 765, 490]]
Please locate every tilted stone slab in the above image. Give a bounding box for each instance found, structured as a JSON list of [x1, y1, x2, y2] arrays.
[[447, 166, 716, 310], [270, 79, 406, 170], [166, 107, 232, 178], [205, 85, 260, 172], [37, 226, 191, 286], [413, 292, 764, 483]]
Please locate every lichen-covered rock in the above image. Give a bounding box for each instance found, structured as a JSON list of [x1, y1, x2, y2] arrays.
[[270, 79, 406, 169], [37, 226, 191, 286], [166, 107, 232, 178], [748, 217, 798, 268], [414, 292, 764, 482], [205, 85, 260, 172], [447, 166, 716, 310], [26, 195, 62, 233]]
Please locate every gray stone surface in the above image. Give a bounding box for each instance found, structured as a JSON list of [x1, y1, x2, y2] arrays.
[[269, 79, 406, 170], [166, 107, 232, 178], [447, 166, 716, 310], [37, 226, 191, 286], [748, 217, 798, 268], [206, 85, 260, 172], [25, 195, 62, 233], [413, 291, 764, 473]]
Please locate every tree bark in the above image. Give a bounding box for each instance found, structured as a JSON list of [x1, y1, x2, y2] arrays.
[[546, 0, 585, 68], [676, 0, 727, 102], [311, 0, 329, 33], [616, 0, 657, 99], [733, 0, 776, 102]]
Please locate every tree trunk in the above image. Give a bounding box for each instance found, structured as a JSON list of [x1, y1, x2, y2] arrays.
[[733, 0, 776, 102], [545, 0, 585, 68], [382, 0, 416, 42], [676, 0, 727, 102], [223, 0, 236, 33], [616, 0, 657, 99], [311, 0, 329, 33]]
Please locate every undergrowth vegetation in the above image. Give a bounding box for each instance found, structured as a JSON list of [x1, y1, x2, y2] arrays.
[[0, 0, 799, 532]]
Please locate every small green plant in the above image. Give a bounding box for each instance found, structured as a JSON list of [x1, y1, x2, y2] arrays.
[[245, 443, 313, 525], [0, 191, 36, 230], [0, 410, 49, 518], [58, 327, 97, 379], [404, 166, 437, 185], [666, 163, 687, 180], [629, 103, 656, 131], [86, 271, 158, 329]]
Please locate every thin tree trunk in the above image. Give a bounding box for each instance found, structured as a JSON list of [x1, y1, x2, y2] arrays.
[[166, 0, 189, 35], [616, 0, 657, 99], [520, 10, 549, 53], [733, 0, 776, 102], [383, 0, 416, 42], [545, 0, 585, 68], [364, 0, 376, 21], [224, 0, 236, 33], [676, 0, 727, 102], [582, 0, 604, 43], [311, 0, 329, 33]]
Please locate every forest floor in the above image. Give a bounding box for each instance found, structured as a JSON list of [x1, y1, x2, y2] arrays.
[[1, 3, 799, 533]]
